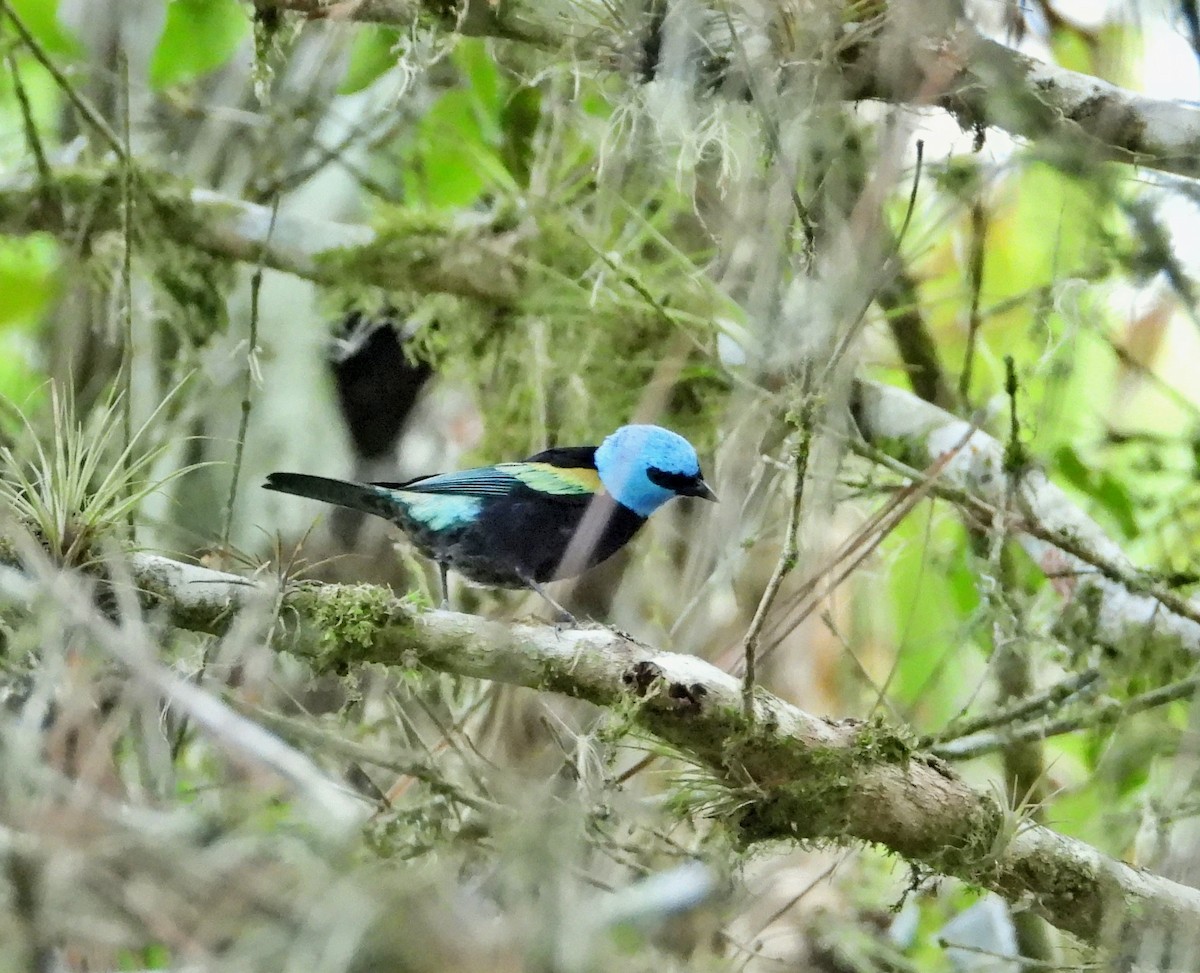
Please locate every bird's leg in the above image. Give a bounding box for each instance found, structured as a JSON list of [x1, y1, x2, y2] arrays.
[[438, 562, 450, 611], [521, 575, 577, 627]]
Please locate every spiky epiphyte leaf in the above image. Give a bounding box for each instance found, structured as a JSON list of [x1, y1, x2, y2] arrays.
[[0, 382, 200, 566]]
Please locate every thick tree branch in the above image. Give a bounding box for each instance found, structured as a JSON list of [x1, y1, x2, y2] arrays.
[[21, 27, 1185, 655], [261, 0, 1200, 181], [852, 380, 1200, 660], [0, 171, 521, 304], [112, 551, 1200, 947], [265, 0, 565, 46], [852, 27, 1200, 179]]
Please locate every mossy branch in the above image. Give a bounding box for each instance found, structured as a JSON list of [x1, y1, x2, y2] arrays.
[[852, 380, 1200, 662], [260, 0, 564, 46], [0, 170, 521, 304], [256, 0, 1200, 182], [111, 551, 1200, 947]]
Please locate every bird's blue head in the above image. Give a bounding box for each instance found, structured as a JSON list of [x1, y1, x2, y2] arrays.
[[595, 424, 717, 518]]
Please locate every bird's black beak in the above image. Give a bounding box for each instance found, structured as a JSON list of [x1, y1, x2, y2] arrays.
[[647, 465, 719, 502]]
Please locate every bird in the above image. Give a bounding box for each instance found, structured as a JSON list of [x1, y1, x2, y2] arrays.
[[263, 424, 717, 621]]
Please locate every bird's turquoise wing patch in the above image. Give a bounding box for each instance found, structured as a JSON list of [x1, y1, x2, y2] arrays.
[[501, 462, 602, 496], [387, 491, 483, 531], [398, 467, 521, 497]]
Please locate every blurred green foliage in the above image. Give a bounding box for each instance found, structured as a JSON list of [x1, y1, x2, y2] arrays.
[[0, 235, 56, 407], [402, 42, 529, 208], [149, 0, 249, 89], [1, 0, 1199, 967], [9, 0, 77, 55], [339, 25, 402, 96]]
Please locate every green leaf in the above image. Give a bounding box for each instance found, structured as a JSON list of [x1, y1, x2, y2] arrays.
[[1094, 474, 1139, 539], [882, 512, 981, 720], [9, 0, 80, 57], [149, 0, 249, 90], [405, 91, 486, 207], [338, 26, 401, 95], [455, 39, 501, 116], [397, 40, 535, 205], [995, 163, 1113, 298], [0, 333, 46, 409], [0, 234, 56, 407], [499, 85, 540, 188], [1053, 445, 1092, 493], [0, 233, 58, 328], [1054, 446, 1139, 539], [405, 89, 515, 208], [1049, 27, 1093, 76]]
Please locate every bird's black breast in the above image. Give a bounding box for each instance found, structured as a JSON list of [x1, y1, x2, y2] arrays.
[[424, 492, 645, 587], [383, 442, 647, 588]]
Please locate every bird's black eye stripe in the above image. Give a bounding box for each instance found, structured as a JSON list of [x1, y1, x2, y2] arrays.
[[647, 466, 700, 491]]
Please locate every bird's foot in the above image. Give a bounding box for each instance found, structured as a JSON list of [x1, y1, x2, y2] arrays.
[[552, 608, 580, 631], [522, 577, 582, 629]]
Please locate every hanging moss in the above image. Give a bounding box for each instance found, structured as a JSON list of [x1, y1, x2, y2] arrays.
[[314, 199, 731, 460], [316, 207, 522, 306]]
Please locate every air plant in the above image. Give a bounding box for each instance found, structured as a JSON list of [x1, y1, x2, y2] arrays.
[[0, 381, 201, 567]]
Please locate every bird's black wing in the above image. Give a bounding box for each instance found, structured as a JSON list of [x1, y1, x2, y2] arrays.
[[374, 447, 603, 503]]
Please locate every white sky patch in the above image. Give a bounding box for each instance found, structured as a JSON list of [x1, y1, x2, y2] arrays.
[[1140, 14, 1200, 99], [1048, 0, 1127, 31]]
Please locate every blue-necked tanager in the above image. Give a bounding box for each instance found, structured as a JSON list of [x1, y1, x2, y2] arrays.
[[264, 424, 716, 620]]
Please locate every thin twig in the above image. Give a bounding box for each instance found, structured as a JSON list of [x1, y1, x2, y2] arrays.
[[4, 45, 54, 197], [740, 394, 818, 716], [235, 700, 491, 812], [932, 672, 1200, 760], [958, 197, 988, 405], [0, 0, 125, 159], [925, 670, 1101, 746], [753, 419, 982, 664], [119, 51, 135, 540], [936, 938, 1100, 970], [894, 139, 924, 251], [990, 359, 1058, 961], [820, 139, 926, 385], [221, 197, 280, 551]]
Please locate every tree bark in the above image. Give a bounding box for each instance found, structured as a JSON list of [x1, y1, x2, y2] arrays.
[[257, 0, 1200, 182], [0, 172, 522, 304], [72, 550, 1200, 948], [852, 380, 1200, 662]]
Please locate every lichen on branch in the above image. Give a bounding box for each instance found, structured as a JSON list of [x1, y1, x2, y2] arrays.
[[113, 550, 1200, 947], [257, 0, 1200, 182]]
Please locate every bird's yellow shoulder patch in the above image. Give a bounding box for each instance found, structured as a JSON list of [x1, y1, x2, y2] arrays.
[[503, 462, 603, 496]]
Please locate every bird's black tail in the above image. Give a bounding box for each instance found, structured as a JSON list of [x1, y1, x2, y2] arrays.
[[263, 472, 400, 522]]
